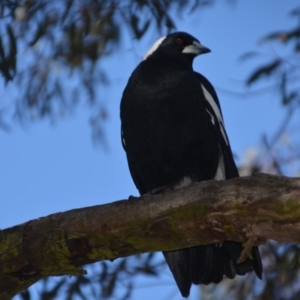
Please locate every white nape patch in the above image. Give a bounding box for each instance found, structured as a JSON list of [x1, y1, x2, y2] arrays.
[[143, 36, 166, 60], [182, 41, 202, 55], [205, 108, 215, 125], [214, 152, 225, 180], [201, 84, 229, 145], [174, 176, 193, 189]]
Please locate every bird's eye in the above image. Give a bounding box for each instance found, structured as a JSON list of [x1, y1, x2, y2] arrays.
[[175, 37, 184, 45]]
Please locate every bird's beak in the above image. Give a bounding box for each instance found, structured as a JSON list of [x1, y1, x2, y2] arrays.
[[182, 41, 211, 55]]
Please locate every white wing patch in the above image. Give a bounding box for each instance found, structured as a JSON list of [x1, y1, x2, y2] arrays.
[[201, 84, 229, 145], [205, 108, 215, 125], [219, 123, 228, 146], [214, 152, 225, 180], [143, 36, 166, 60]]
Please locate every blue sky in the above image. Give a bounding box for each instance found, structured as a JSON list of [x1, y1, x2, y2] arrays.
[[1, 0, 298, 299]]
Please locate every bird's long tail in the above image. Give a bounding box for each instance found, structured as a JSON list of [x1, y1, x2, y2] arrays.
[[163, 242, 262, 298]]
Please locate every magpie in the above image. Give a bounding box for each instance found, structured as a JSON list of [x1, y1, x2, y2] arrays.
[[120, 32, 262, 298]]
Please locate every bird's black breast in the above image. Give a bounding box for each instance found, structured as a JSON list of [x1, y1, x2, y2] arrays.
[[120, 60, 220, 194]]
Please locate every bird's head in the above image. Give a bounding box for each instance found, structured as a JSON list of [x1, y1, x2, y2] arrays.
[[143, 32, 210, 64]]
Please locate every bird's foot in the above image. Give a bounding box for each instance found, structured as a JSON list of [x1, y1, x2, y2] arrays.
[[238, 226, 257, 263]]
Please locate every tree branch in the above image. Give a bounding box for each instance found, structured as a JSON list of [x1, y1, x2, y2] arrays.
[[1, 173, 300, 299]]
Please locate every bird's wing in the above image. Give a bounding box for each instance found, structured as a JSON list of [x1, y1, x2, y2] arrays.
[[121, 128, 148, 194], [195, 73, 239, 179]]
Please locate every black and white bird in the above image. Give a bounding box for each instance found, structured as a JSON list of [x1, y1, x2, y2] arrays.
[[120, 32, 262, 297]]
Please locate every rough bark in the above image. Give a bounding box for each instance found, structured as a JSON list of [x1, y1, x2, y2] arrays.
[[1, 173, 300, 299]]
